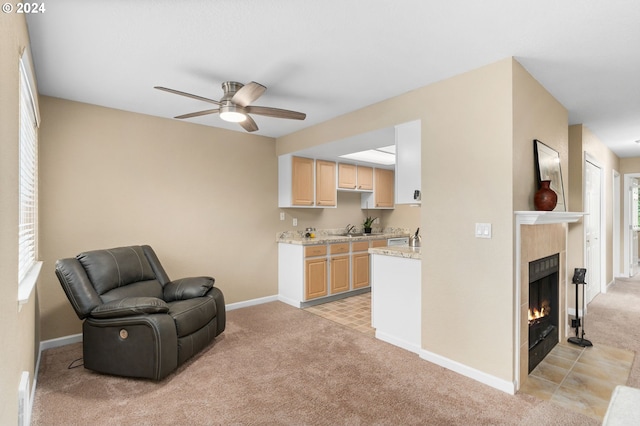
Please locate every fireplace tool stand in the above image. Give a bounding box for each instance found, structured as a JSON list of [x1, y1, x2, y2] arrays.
[[568, 267, 593, 347]]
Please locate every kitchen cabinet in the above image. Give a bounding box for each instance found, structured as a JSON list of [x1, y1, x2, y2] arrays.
[[338, 164, 373, 191], [278, 155, 337, 208], [330, 243, 350, 294], [304, 245, 328, 300], [315, 160, 336, 207], [292, 156, 314, 206], [305, 257, 328, 299], [351, 241, 370, 289], [278, 240, 377, 307], [362, 168, 394, 209], [395, 120, 421, 205]]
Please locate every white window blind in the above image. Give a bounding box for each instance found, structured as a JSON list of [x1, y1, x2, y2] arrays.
[[18, 57, 39, 284]]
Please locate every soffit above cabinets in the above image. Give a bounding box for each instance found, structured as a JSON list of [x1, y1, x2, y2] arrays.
[[292, 126, 396, 168]]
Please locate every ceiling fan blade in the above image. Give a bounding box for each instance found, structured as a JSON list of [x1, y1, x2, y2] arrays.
[[239, 115, 259, 132], [174, 109, 219, 119], [154, 86, 221, 105], [246, 105, 306, 120], [231, 81, 266, 107]]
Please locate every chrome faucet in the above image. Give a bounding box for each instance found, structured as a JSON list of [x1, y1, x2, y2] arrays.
[[345, 224, 356, 234]]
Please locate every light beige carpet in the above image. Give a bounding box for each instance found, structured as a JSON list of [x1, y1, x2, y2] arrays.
[[32, 301, 602, 425]]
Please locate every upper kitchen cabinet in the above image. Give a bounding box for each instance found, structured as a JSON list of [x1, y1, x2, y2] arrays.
[[291, 156, 314, 206], [315, 160, 337, 207], [279, 155, 337, 208], [395, 120, 421, 205], [337, 163, 373, 191], [361, 168, 395, 209]]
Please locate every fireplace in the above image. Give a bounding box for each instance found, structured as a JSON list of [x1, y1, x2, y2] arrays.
[[528, 253, 559, 373]]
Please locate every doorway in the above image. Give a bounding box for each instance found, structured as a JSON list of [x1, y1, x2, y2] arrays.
[[584, 158, 602, 304], [623, 174, 640, 277]]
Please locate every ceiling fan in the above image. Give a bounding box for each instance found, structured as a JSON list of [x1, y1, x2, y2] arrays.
[[154, 81, 306, 132]]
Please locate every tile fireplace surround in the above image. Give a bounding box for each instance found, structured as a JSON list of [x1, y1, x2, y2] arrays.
[[515, 211, 585, 390]]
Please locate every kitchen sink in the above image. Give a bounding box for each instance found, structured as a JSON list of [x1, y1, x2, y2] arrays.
[[336, 232, 383, 237]]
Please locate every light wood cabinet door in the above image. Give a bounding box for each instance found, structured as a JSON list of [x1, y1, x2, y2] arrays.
[[371, 239, 388, 248], [292, 156, 314, 206], [305, 257, 327, 299], [330, 255, 350, 294], [338, 163, 357, 189], [357, 166, 373, 190], [352, 253, 370, 289], [374, 168, 394, 208], [315, 160, 336, 207]]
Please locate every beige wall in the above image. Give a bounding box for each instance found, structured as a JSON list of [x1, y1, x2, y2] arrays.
[[37, 97, 282, 339], [275, 57, 569, 384], [0, 12, 39, 426]]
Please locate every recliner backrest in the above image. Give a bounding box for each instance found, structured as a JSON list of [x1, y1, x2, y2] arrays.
[[78, 246, 156, 295], [55, 245, 170, 319]]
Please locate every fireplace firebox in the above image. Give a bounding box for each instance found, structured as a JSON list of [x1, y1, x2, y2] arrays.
[[528, 253, 559, 373]]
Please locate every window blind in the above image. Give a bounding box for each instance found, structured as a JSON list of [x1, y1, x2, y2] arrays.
[[18, 59, 38, 283]]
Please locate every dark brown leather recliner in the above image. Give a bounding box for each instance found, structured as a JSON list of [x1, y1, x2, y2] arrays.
[[55, 245, 225, 380]]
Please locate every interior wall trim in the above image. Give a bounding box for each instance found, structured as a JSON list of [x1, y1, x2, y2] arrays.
[[419, 349, 516, 395]]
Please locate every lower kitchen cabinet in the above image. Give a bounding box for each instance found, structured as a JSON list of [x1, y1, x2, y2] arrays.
[[330, 255, 350, 293], [351, 241, 371, 289], [305, 257, 328, 299], [352, 253, 370, 289], [278, 240, 375, 307]]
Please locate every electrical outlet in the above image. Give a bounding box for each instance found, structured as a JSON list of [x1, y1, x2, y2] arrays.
[[293, 218, 297, 226], [280, 212, 285, 221]]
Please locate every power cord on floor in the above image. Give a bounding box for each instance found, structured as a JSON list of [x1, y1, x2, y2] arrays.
[[68, 357, 83, 369]]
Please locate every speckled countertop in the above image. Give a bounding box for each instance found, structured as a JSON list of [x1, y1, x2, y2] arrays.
[[276, 227, 410, 245], [368, 245, 421, 260]]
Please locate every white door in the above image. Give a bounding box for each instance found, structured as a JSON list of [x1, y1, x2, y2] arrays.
[[585, 160, 602, 304], [631, 181, 640, 276]]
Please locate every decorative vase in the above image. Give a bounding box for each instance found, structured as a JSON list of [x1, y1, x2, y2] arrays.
[[534, 180, 557, 211]]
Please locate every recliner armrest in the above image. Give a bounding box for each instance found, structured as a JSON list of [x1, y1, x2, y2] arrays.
[[91, 297, 169, 319], [163, 276, 215, 302]]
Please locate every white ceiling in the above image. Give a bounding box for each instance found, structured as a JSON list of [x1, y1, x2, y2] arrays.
[[26, 0, 640, 157]]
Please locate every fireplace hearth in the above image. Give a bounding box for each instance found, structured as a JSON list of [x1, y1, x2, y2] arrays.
[[528, 253, 559, 373]]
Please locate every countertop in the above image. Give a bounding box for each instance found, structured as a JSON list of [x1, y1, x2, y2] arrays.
[[369, 246, 421, 260], [276, 228, 410, 245]]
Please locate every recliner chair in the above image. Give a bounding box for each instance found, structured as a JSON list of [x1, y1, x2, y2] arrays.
[[55, 245, 225, 380]]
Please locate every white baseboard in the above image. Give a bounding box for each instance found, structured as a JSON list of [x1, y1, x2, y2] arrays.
[[419, 349, 515, 395], [277, 295, 302, 308], [375, 331, 420, 355], [225, 295, 279, 311], [39, 333, 83, 351]]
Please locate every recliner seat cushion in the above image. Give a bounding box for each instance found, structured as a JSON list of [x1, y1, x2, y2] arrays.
[[168, 297, 217, 337], [78, 246, 156, 295]]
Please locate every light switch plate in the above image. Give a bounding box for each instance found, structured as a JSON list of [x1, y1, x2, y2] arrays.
[[475, 223, 492, 239]]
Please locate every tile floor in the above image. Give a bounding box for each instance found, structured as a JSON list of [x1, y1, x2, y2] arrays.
[[304, 292, 374, 336], [306, 292, 635, 422], [519, 341, 634, 420]]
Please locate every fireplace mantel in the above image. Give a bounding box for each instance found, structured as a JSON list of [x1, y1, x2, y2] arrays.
[[515, 211, 586, 225]]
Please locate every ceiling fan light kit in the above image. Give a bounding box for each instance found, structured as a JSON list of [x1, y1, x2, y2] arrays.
[[154, 80, 306, 132], [219, 105, 247, 123]]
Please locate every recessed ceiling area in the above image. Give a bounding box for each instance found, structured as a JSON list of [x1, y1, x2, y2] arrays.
[[25, 1, 640, 157], [292, 127, 397, 167]]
